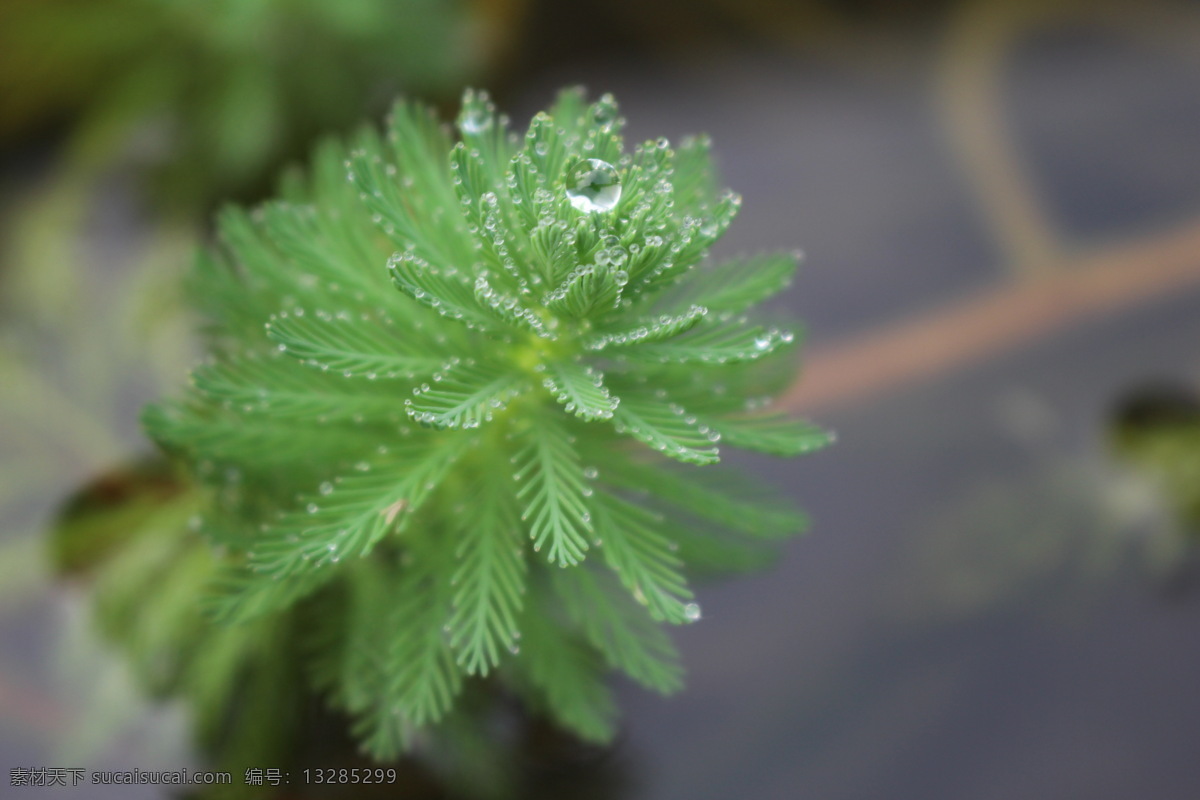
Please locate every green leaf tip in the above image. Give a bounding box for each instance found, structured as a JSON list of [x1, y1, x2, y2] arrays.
[[143, 86, 828, 757]]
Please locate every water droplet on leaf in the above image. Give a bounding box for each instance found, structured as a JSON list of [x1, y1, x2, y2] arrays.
[[565, 158, 622, 213], [460, 108, 492, 135]]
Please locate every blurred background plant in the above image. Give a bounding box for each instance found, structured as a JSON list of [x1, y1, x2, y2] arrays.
[[0, 0, 526, 332], [894, 386, 1200, 628], [0, 0, 513, 206]]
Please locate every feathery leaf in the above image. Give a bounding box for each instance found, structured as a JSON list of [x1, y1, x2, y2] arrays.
[[267, 312, 443, 379], [593, 493, 695, 624], [707, 414, 834, 457], [667, 253, 798, 316], [541, 360, 618, 421], [513, 418, 594, 566], [592, 454, 807, 539], [248, 436, 469, 578], [386, 251, 495, 331], [406, 358, 525, 429], [552, 567, 684, 693], [584, 305, 708, 352], [624, 320, 797, 365], [513, 589, 616, 743], [191, 355, 405, 423], [610, 390, 720, 465], [143, 401, 375, 473], [355, 549, 462, 757], [446, 476, 527, 676]]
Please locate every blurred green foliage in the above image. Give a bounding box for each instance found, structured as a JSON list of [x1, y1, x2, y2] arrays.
[[1111, 383, 1200, 536], [0, 0, 499, 212], [895, 384, 1200, 625], [51, 460, 304, 787], [48, 460, 642, 798], [894, 462, 1188, 625]]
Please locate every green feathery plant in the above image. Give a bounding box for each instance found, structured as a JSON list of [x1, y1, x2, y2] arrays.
[[144, 88, 831, 757]]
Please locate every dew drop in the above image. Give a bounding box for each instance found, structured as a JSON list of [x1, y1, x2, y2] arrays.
[[601, 245, 629, 269], [460, 108, 492, 135], [319, 481, 334, 496], [565, 158, 622, 213], [684, 603, 702, 622], [592, 94, 618, 128]]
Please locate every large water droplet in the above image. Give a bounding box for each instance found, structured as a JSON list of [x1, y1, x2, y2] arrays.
[[684, 603, 702, 622], [460, 108, 492, 135], [565, 158, 622, 213]]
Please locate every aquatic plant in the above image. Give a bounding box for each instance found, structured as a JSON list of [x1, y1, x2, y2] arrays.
[[144, 88, 830, 756]]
